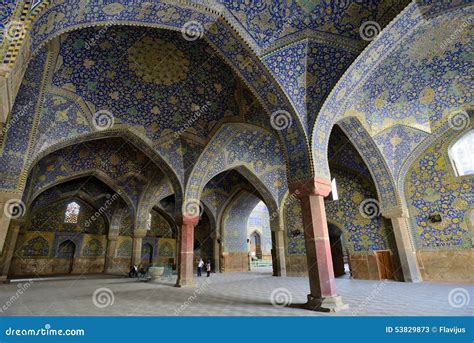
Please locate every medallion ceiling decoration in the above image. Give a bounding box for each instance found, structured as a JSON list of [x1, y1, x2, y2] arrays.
[[0, 0, 470, 209], [22, 0, 313, 182]]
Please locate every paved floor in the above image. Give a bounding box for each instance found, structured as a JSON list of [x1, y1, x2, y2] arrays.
[[1, 271, 472, 316]]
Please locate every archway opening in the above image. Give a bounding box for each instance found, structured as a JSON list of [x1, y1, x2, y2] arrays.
[[141, 243, 153, 266], [328, 224, 346, 277], [9, 175, 130, 278], [247, 201, 273, 271], [326, 125, 401, 280]]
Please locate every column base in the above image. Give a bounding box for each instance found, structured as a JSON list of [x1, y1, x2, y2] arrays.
[[0, 276, 10, 284], [175, 279, 194, 287], [305, 294, 349, 312]]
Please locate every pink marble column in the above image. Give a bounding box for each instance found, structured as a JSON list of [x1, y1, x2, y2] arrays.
[[289, 178, 348, 312], [175, 215, 199, 287]]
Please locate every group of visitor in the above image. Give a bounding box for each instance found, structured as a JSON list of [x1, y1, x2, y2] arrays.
[[197, 258, 211, 277]]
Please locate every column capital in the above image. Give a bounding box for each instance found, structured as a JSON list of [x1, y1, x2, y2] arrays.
[[133, 229, 147, 238], [0, 191, 23, 203], [175, 215, 199, 226], [288, 178, 332, 198], [107, 235, 118, 241], [382, 206, 410, 219]]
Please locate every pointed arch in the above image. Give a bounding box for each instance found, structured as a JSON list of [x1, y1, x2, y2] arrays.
[[336, 117, 400, 211], [28, 129, 183, 202], [15, 2, 311, 183], [184, 123, 285, 216]]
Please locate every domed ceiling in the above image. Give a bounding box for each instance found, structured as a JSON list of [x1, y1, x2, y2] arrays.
[[51, 26, 264, 141], [221, 0, 410, 49]]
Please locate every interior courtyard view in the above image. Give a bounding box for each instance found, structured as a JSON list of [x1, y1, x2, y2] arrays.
[[0, 0, 472, 317]]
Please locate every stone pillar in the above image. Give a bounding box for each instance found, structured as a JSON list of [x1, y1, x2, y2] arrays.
[[383, 207, 422, 282], [289, 178, 348, 312], [271, 229, 287, 277], [132, 229, 147, 267], [272, 230, 286, 276], [0, 218, 23, 283], [0, 191, 23, 254], [175, 215, 199, 287], [104, 235, 118, 273], [211, 233, 220, 273]]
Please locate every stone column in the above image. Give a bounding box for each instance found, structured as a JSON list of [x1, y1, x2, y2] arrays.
[[274, 230, 287, 277], [289, 178, 348, 312], [383, 207, 421, 282], [175, 215, 199, 287], [211, 232, 220, 273], [132, 229, 147, 267], [104, 235, 118, 273], [270, 217, 286, 276], [0, 218, 24, 283], [0, 191, 23, 254]]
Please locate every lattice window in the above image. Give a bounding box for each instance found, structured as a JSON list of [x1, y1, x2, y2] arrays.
[[449, 130, 474, 176], [64, 201, 80, 224]]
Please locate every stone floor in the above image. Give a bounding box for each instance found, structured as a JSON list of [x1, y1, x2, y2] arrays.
[[1, 271, 472, 316]]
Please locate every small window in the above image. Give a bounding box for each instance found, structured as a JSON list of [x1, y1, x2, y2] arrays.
[[449, 130, 474, 176], [331, 178, 339, 201], [64, 201, 80, 224]]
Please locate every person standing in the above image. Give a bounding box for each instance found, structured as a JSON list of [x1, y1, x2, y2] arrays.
[[206, 260, 211, 277], [197, 258, 204, 277]]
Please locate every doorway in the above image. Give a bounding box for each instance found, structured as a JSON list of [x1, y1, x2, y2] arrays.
[[375, 250, 395, 280], [142, 243, 153, 266], [57, 240, 76, 274], [328, 224, 345, 277]]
